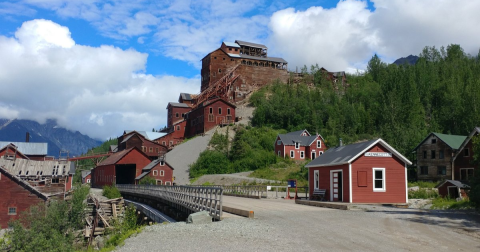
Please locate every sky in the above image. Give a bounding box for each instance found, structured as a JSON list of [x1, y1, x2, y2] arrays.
[[0, 0, 479, 141]]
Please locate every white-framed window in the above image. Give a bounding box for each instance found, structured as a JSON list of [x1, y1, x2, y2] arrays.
[[295, 142, 300, 149], [8, 207, 17, 215], [156, 180, 162, 185], [87, 179, 91, 183], [160, 170, 165, 176], [153, 170, 158, 176], [165, 181, 171, 186], [160, 161, 165, 166], [290, 150, 294, 158], [373, 168, 386, 192], [317, 140, 321, 148], [312, 151, 316, 160], [319, 151, 323, 156], [277, 140, 282, 145], [300, 151, 304, 159], [314, 170, 319, 190]]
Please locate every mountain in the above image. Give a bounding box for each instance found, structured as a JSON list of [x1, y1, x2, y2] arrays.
[[0, 119, 102, 157], [393, 55, 419, 65]]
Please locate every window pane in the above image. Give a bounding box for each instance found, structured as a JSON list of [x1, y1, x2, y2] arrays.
[[375, 170, 382, 179], [375, 180, 383, 188]]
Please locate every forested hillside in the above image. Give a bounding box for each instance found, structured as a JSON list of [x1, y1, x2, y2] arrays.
[[251, 44, 480, 156]]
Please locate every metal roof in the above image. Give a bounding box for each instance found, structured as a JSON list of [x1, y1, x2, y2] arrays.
[[0, 141, 48, 155], [0, 158, 75, 175], [278, 134, 318, 147], [235, 40, 267, 49], [435, 180, 470, 189], [0, 167, 49, 201], [413, 132, 467, 151], [180, 93, 193, 101], [236, 54, 287, 64], [81, 170, 91, 179], [167, 102, 190, 109], [305, 139, 411, 168], [124, 130, 167, 141], [223, 41, 240, 48]]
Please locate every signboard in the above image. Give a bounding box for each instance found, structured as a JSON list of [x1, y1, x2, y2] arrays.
[[287, 180, 296, 188], [364, 152, 392, 157]]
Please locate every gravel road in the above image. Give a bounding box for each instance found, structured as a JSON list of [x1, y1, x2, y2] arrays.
[[115, 196, 480, 252]]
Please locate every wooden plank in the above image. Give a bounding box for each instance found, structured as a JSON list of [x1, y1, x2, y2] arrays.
[[112, 203, 117, 218]]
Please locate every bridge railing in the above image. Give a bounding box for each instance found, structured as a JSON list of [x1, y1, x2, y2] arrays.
[[222, 185, 267, 198], [117, 184, 223, 220]]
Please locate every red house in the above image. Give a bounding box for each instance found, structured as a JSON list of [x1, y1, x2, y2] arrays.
[[155, 119, 187, 148], [0, 143, 30, 160], [0, 141, 48, 161], [92, 147, 152, 187], [435, 180, 470, 199], [185, 98, 236, 137], [166, 102, 192, 128], [0, 167, 48, 229], [275, 130, 326, 160], [135, 159, 174, 185], [305, 139, 411, 203], [117, 131, 168, 159], [82, 170, 91, 184], [453, 127, 479, 181]]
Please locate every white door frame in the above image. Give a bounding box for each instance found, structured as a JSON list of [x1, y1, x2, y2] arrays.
[[330, 169, 343, 202]]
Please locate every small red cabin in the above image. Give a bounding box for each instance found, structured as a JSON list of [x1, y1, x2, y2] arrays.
[[185, 98, 236, 137], [435, 180, 469, 199], [0, 167, 48, 229], [92, 147, 152, 187], [275, 129, 326, 160], [306, 139, 411, 203], [135, 159, 174, 185]]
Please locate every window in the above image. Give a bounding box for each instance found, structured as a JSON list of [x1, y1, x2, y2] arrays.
[[319, 151, 323, 156], [300, 151, 304, 159], [160, 161, 165, 166], [87, 179, 90, 183], [218, 108, 222, 115], [149, 147, 153, 152], [227, 108, 231, 115], [8, 207, 17, 215], [317, 140, 321, 148], [156, 147, 159, 153], [460, 168, 474, 180], [437, 166, 446, 175], [278, 151, 281, 157], [175, 112, 179, 118], [420, 166, 428, 175], [295, 142, 300, 149], [290, 150, 294, 158], [182, 113, 185, 118], [52, 178, 59, 184], [208, 114, 214, 122], [464, 148, 470, 157], [160, 170, 165, 176], [314, 170, 319, 190], [423, 151, 427, 159], [214, 56, 217, 59], [153, 170, 158, 176], [439, 150, 444, 159], [165, 181, 171, 185], [219, 69, 222, 73], [209, 107, 213, 114], [177, 125, 180, 131], [312, 151, 316, 160], [162, 141, 166, 145], [277, 140, 282, 145], [373, 168, 385, 192], [431, 138, 437, 144], [156, 180, 162, 185], [223, 58, 225, 60], [169, 141, 173, 146], [431, 150, 436, 159]]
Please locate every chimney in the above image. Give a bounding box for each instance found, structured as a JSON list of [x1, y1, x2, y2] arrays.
[[26, 132, 30, 142], [339, 138, 343, 147]]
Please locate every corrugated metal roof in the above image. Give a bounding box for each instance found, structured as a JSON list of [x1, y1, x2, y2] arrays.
[[81, 170, 91, 178], [123, 131, 166, 141], [305, 139, 411, 167], [0, 158, 75, 176], [180, 93, 193, 101], [235, 40, 267, 49], [278, 134, 318, 147], [223, 41, 240, 48], [0, 141, 48, 155]]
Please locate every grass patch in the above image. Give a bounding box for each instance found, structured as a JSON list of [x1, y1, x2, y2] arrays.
[[408, 181, 438, 188], [431, 198, 474, 210], [408, 188, 439, 199], [249, 161, 309, 187], [103, 185, 122, 199]]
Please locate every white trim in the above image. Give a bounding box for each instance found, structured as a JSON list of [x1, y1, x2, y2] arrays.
[[405, 164, 408, 203], [373, 168, 386, 192], [290, 150, 294, 158], [319, 151, 323, 156], [330, 169, 343, 201], [317, 140, 321, 148], [153, 170, 158, 176], [314, 170, 319, 190], [347, 139, 411, 165], [311, 151, 316, 160], [283, 145, 285, 158], [156, 179, 162, 185], [295, 142, 300, 149], [349, 163, 352, 203], [300, 151, 305, 159], [160, 170, 165, 176]]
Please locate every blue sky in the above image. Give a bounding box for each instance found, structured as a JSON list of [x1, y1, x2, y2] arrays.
[[0, 0, 479, 140]]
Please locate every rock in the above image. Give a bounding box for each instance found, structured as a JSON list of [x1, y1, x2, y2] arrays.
[[95, 235, 105, 249], [408, 186, 419, 191], [187, 211, 212, 224]]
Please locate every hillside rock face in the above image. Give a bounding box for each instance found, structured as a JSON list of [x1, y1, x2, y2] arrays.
[[393, 55, 419, 65], [0, 119, 102, 157]]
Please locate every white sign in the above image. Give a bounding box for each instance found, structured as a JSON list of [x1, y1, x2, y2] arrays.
[[365, 152, 392, 157]]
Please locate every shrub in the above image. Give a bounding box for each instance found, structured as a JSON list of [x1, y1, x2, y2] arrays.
[[408, 188, 439, 199], [103, 185, 122, 199], [139, 176, 157, 185]]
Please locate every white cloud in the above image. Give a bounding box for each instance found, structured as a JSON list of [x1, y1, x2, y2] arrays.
[[269, 0, 480, 72], [0, 19, 199, 140]]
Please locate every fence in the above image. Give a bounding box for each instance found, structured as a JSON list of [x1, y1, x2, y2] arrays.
[[222, 185, 268, 198], [117, 184, 223, 220]]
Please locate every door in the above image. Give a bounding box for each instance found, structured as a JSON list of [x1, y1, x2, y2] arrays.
[[312, 151, 316, 160], [332, 171, 342, 202]]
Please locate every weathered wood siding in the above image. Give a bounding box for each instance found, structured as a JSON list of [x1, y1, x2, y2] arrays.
[[416, 134, 454, 181]]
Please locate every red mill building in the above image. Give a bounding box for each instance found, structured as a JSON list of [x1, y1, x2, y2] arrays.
[[200, 40, 288, 101]]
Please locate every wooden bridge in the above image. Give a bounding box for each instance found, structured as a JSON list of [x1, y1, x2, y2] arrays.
[[116, 184, 223, 221]]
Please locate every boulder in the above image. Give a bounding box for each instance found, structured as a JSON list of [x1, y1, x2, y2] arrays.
[[186, 211, 212, 224]]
